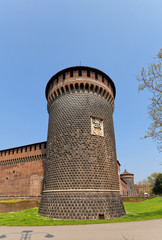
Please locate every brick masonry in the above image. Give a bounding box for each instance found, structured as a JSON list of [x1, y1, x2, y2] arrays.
[[0, 200, 40, 213], [0, 142, 46, 198], [39, 66, 126, 219]]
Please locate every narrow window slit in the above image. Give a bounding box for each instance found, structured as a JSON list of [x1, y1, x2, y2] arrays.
[[87, 70, 90, 77], [61, 87, 65, 94], [80, 83, 84, 91], [70, 71, 73, 77], [70, 84, 74, 91], [75, 83, 79, 91], [78, 70, 82, 76], [85, 83, 89, 91], [95, 72, 98, 80]]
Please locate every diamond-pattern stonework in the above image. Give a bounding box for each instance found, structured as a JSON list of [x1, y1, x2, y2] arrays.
[[39, 66, 126, 219]]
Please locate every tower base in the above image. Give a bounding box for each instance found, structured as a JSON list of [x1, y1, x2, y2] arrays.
[[39, 191, 126, 219]]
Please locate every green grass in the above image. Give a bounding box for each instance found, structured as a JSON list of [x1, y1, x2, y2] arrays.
[[0, 197, 162, 226]]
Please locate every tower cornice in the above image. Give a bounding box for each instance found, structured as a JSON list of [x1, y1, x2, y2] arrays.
[[46, 66, 116, 112]]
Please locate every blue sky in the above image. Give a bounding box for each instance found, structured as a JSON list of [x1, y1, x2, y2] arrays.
[[0, 0, 161, 183]]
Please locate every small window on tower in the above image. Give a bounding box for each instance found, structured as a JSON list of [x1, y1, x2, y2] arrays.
[[70, 71, 73, 77], [95, 73, 98, 80], [78, 70, 82, 76], [87, 70, 90, 77]]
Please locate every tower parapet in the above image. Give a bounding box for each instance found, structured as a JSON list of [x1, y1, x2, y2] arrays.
[[46, 66, 116, 112]]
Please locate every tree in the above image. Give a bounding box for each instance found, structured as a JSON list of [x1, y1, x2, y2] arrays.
[[137, 179, 152, 195], [152, 173, 162, 195], [147, 172, 161, 185], [137, 48, 162, 151], [137, 172, 161, 195]]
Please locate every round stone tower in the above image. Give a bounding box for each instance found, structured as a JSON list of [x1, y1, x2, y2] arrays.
[[120, 170, 135, 197], [39, 66, 125, 219]]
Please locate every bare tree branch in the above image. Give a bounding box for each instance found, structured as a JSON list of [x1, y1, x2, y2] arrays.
[[137, 48, 162, 151]]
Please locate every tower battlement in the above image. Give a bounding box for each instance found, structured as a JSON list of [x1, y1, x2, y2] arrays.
[[46, 66, 116, 111]]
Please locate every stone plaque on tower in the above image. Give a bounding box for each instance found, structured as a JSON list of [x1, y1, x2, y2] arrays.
[[91, 117, 104, 136]]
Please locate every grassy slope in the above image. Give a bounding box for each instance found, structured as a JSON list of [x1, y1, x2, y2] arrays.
[[0, 197, 161, 226]]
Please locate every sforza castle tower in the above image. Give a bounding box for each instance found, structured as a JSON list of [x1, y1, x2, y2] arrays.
[[0, 66, 129, 220]]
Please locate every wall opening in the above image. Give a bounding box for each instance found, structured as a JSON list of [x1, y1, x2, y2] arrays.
[[57, 89, 61, 96], [87, 70, 90, 77], [70, 84, 74, 91], [90, 84, 94, 92], [70, 71, 73, 77], [65, 85, 69, 93], [78, 70, 82, 76], [53, 92, 56, 98], [80, 83, 84, 91], [61, 87, 65, 94], [85, 83, 89, 91], [75, 83, 79, 91], [99, 214, 105, 219], [95, 85, 99, 93], [99, 87, 103, 95]]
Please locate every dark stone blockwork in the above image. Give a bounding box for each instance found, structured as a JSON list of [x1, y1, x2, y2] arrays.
[[39, 66, 125, 219]]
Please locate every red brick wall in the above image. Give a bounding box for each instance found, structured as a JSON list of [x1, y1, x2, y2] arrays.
[[120, 179, 128, 196], [0, 142, 46, 198], [0, 200, 40, 213]]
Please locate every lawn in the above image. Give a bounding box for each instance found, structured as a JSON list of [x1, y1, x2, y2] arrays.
[[0, 197, 161, 226]]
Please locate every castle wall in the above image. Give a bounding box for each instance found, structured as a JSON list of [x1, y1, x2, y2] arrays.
[[0, 142, 46, 199], [120, 179, 128, 196], [0, 140, 123, 200]]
